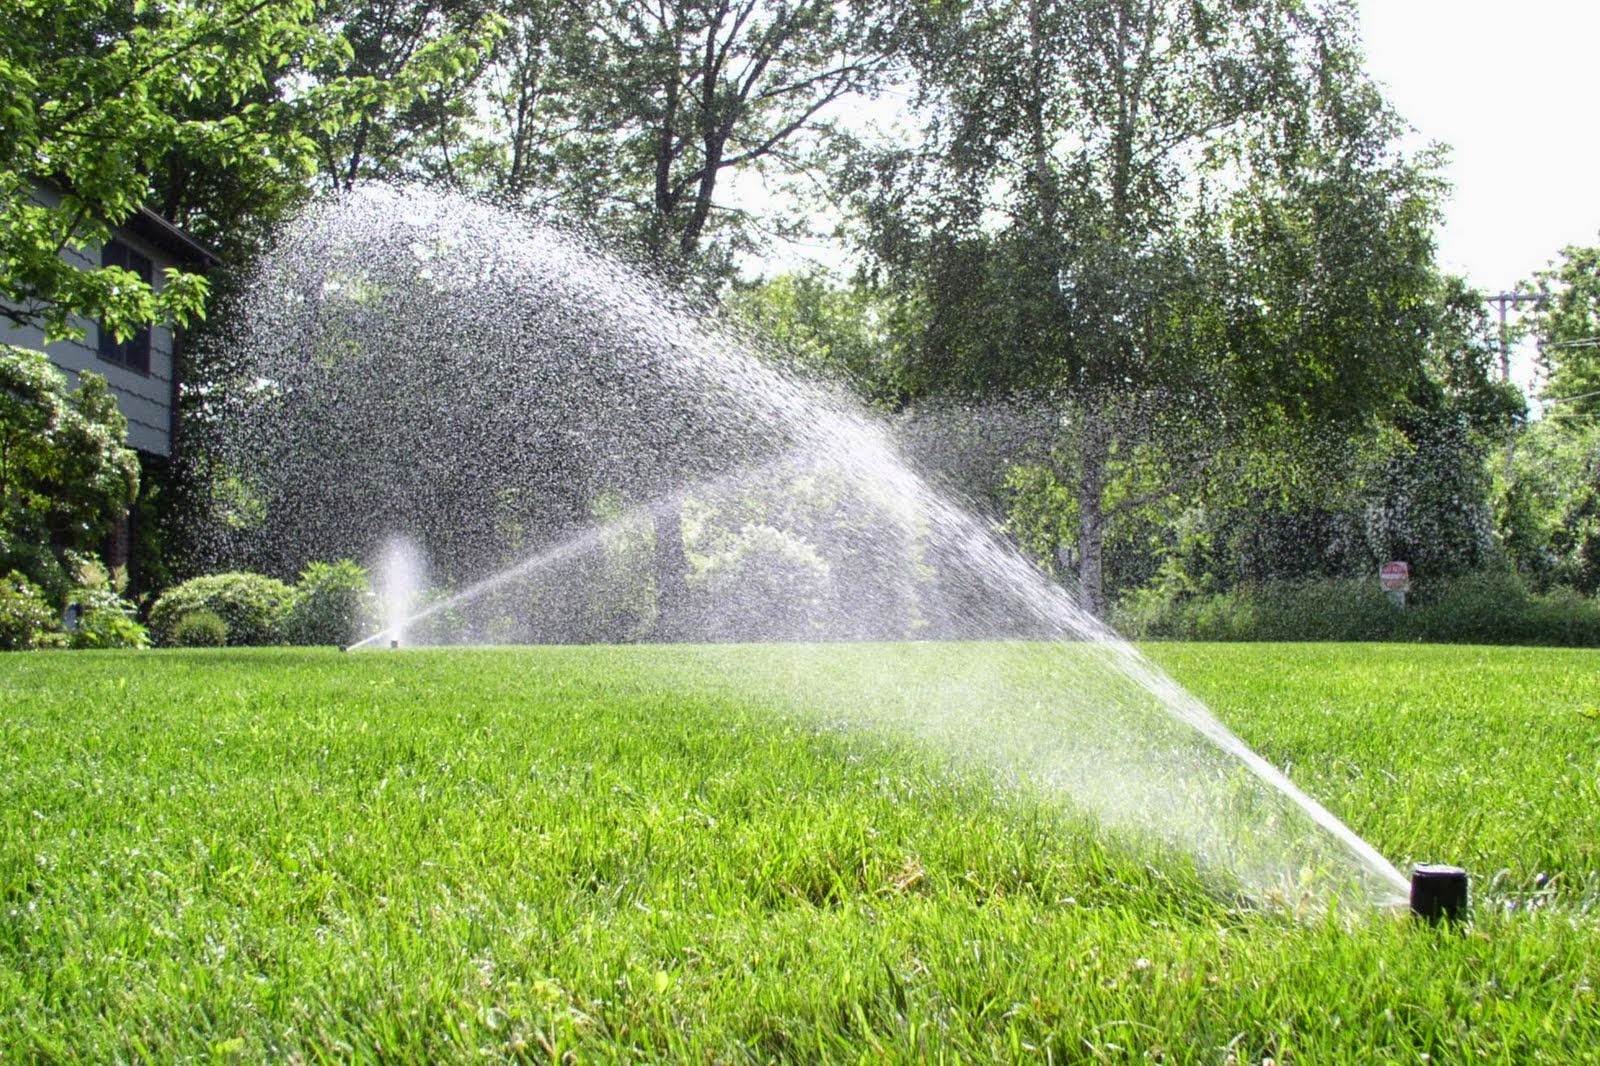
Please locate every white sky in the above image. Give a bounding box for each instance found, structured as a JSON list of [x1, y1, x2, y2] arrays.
[[1358, 0, 1600, 292]]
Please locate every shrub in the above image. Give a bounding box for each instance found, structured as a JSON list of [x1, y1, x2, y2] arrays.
[[68, 587, 150, 649], [1401, 572, 1600, 647], [149, 572, 294, 646], [0, 348, 139, 602], [0, 570, 59, 650], [1116, 578, 1399, 642], [1247, 579, 1400, 643], [285, 560, 376, 646], [171, 609, 228, 648], [1117, 570, 1600, 647], [62, 555, 148, 650]]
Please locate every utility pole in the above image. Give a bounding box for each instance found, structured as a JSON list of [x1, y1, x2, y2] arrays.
[[1486, 291, 1545, 484], [1486, 291, 1545, 381]]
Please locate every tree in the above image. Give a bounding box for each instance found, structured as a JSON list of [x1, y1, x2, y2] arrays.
[[309, 0, 502, 190], [0, 346, 140, 599], [1531, 241, 1600, 417], [1496, 419, 1600, 593], [1480, 240, 1600, 591], [448, 0, 585, 209], [850, 0, 1442, 616], [459, 0, 901, 639], [0, 0, 498, 344], [0, 0, 334, 340], [725, 271, 898, 402], [1114, 273, 1515, 600], [498, 0, 900, 279]]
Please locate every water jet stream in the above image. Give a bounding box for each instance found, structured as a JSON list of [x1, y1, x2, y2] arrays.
[[348, 452, 812, 650]]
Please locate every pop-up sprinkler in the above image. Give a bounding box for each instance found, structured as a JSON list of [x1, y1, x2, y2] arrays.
[[1410, 864, 1468, 923]]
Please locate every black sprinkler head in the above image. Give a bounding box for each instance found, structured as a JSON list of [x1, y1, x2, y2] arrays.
[[390, 639, 399, 650], [1410, 863, 1469, 924]]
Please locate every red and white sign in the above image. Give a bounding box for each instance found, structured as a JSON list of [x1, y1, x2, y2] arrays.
[[1380, 561, 1410, 592]]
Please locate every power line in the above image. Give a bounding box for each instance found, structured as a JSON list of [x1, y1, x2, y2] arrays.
[[1544, 388, 1600, 407]]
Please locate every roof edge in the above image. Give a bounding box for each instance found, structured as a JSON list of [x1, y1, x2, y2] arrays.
[[30, 178, 222, 270], [125, 208, 221, 270]]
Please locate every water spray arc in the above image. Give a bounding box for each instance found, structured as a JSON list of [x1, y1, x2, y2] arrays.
[[222, 184, 1416, 908]]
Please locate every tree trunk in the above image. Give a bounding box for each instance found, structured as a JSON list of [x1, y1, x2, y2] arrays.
[[651, 501, 690, 641], [1075, 414, 1109, 620]]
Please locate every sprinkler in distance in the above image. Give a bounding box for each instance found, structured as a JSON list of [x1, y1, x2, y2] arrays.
[[1410, 863, 1468, 923]]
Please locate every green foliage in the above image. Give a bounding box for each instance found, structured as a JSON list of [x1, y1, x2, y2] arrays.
[[1119, 571, 1600, 647], [1, 0, 303, 335], [696, 522, 832, 641], [727, 272, 899, 403], [1116, 578, 1400, 643], [1363, 409, 1497, 579], [149, 572, 294, 647], [1496, 420, 1600, 592], [1004, 448, 1190, 600], [62, 552, 147, 649], [0, 0, 500, 338], [852, 0, 1443, 615], [1532, 241, 1600, 417], [306, 0, 504, 192], [170, 608, 228, 648], [1424, 275, 1527, 437], [67, 586, 149, 650], [283, 559, 375, 647], [686, 465, 922, 641], [0, 570, 59, 650], [572, 496, 655, 645], [0, 346, 139, 601], [1403, 572, 1600, 648], [453, 0, 895, 279]]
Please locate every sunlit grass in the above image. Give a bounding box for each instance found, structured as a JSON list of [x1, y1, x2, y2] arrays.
[[1, 643, 1597, 1061]]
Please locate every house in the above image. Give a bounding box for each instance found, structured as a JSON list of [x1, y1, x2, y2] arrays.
[[2, 184, 218, 460], [2, 184, 218, 589]]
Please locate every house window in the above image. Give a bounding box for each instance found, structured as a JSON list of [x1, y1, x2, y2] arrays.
[[98, 239, 154, 374]]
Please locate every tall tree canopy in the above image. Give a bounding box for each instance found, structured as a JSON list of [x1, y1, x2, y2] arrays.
[[460, 0, 901, 278], [1531, 241, 1600, 418], [310, 0, 501, 190], [0, 0, 495, 341], [850, 0, 1443, 615]]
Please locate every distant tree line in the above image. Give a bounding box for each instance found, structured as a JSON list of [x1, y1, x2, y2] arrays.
[[3, 0, 1599, 639]]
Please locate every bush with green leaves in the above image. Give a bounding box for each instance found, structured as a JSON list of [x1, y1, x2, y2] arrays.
[[1118, 570, 1600, 647], [170, 609, 228, 648], [149, 572, 294, 647], [696, 522, 832, 641], [1118, 577, 1404, 643], [0, 348, 141, 604], [1246, 579, 1403, 643], [1401, 572, 1600, 647], [68, 587, 149, 650], [0, 570, 60, 650], [284, 560, 375, 647], [61, 554, 147, 650]]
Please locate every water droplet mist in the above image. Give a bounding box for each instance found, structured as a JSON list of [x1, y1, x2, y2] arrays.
[[211, 185, 1409, 907]]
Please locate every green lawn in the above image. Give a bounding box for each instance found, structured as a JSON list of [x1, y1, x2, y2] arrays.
[[1, 643, 1597, 1062]]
